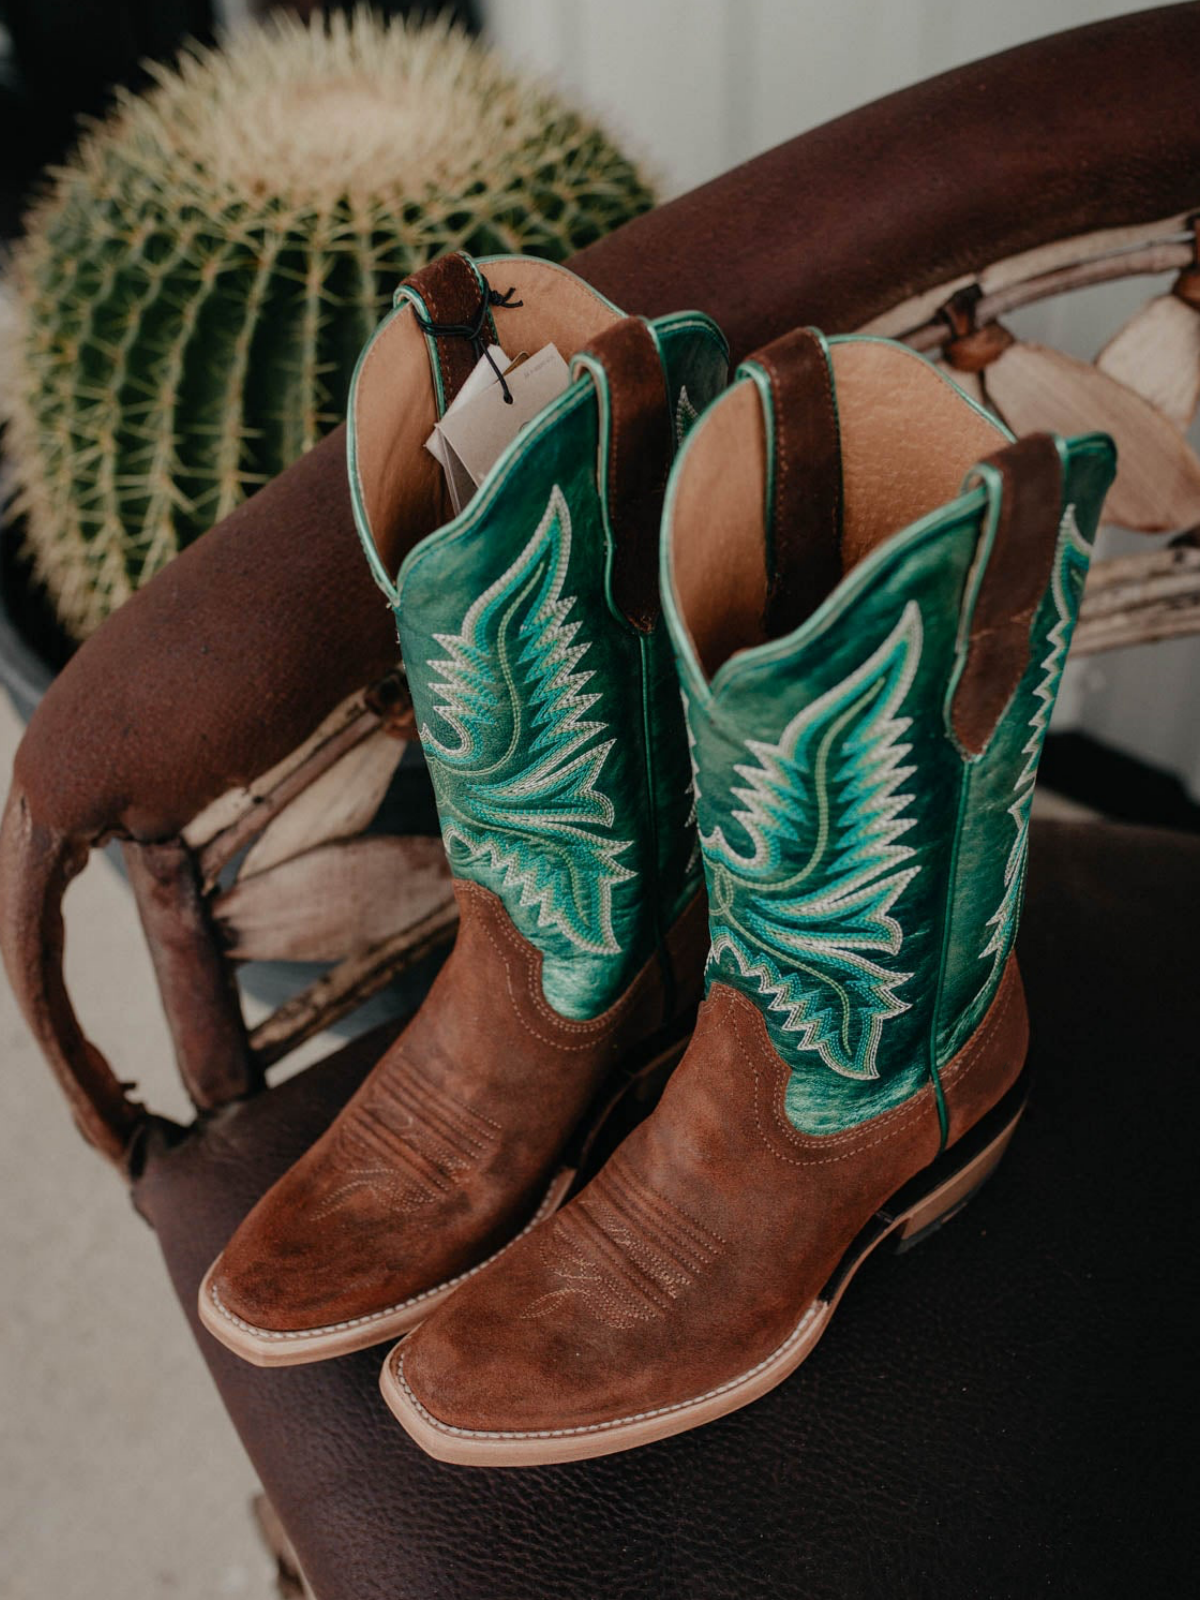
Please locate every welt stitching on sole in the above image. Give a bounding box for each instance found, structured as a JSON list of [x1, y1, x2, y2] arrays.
[[392, 1299, 825, 1442]]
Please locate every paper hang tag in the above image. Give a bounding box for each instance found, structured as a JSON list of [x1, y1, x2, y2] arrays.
[[424, 343, 511, 513], [424, 344, 570, 514], [429, 429, 477, 516]]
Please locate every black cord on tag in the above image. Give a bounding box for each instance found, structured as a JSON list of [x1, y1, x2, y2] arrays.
[[414, 278, 524, 404]]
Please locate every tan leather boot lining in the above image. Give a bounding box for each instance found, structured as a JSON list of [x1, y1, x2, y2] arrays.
[[669, 381, 770, 679], [353, 260, 623, 580], [831, 341, 1008, 571], [672, 343, 1009, 682]]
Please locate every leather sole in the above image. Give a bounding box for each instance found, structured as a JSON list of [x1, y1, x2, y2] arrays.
[[378, 1076, 1028, 1463], [196, 1033, 690, 1368]]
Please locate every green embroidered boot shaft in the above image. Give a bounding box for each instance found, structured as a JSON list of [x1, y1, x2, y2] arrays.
[[349, 251, 728, 1020], [664, 330, 1116, 1135]]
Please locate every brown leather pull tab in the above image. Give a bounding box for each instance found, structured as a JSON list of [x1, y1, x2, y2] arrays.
[[577, 318, 672, 631], [952, 433, 1064, 756], [402, 252, 494, 408], [751, 328, 843, 640]]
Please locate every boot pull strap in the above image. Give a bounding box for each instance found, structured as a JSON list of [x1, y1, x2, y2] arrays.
[[951, 433, 1064, 757], [400, 252, 508, 411], [747, 327, 843, 641], [574, 317, 672, 632]]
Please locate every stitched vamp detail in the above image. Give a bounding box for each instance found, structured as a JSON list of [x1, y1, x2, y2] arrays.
[[314, 1062, 501, 1219], [521, 1158, 725, 1328]]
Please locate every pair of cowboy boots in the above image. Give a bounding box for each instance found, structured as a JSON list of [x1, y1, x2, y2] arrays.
[[200, 251, 1115, 1467]]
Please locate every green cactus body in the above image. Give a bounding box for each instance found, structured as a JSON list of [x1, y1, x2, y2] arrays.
[[2, 10, 655, 638]]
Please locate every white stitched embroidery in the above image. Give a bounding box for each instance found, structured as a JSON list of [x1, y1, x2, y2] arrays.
[[700, 602, 924, 1080], [675, 385, 698, 447], [420, 484, 634, 956], [979, 504, 1089, 976]]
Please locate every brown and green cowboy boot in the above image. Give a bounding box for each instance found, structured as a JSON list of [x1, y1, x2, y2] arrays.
[[199, 252, 728, 1364], [380, 327, 1115, 1461]]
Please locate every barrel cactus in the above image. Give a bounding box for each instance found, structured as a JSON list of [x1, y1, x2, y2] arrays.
[[1, 8, 655, 639]]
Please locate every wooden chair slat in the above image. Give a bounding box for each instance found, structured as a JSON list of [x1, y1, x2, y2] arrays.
[[216, 835, 451, 964], [1096, 293, 1200, 432], [983, 341, 1200, 533], [240, 728, 407, 880]]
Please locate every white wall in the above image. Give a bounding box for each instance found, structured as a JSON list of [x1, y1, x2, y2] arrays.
[[482, 0, 1168, 199], [483, 0, 1200, 798]]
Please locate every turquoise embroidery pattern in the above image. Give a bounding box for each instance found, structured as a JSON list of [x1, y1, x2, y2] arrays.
[[421, 484, 634, 955], [702, 603, 923, 1080], [682, 697, 701, 876], [675, 386, 698, 447], [979, 504, 1090, 978]]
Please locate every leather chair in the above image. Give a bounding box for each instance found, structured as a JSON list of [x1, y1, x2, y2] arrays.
[[3, 8, 1196, 1594]]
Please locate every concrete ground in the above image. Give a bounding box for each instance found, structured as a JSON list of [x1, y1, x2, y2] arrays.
[[0, 689, 276, 1600]]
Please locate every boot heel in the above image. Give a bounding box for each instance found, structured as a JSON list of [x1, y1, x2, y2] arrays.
[[893, 1106, 1024, 1253]]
